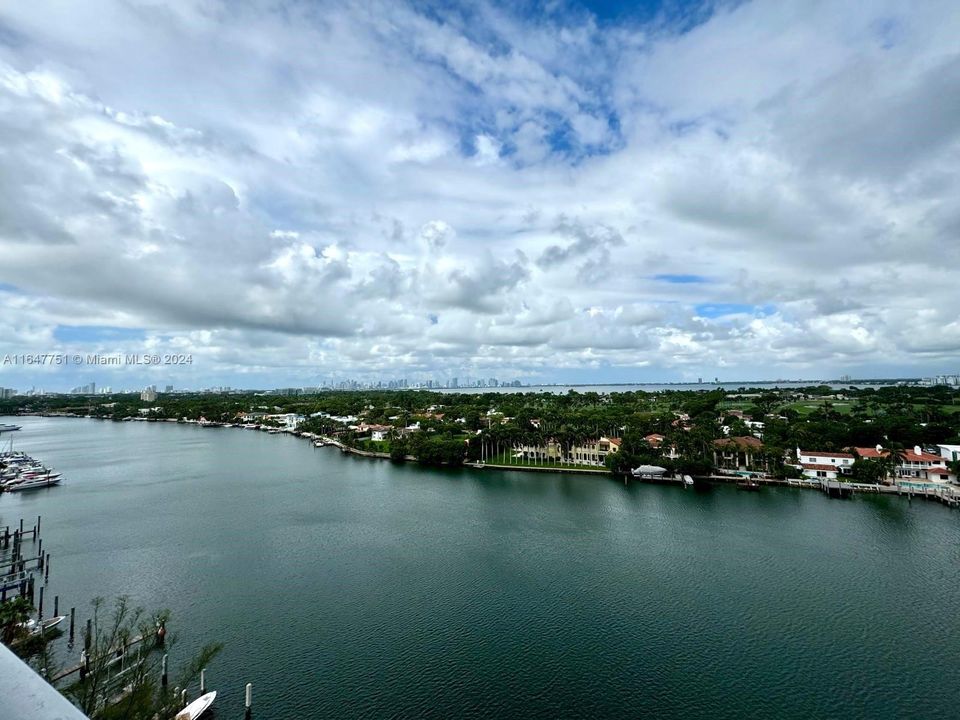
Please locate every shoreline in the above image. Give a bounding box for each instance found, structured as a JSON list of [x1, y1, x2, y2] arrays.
[[8, 412, 960, 508]]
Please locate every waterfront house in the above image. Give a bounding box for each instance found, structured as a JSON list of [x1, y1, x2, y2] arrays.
[[713, 436, 764, 472], [369, 424, 393, 441], [852, 445, 956, 483], [898, 447, 955, 482], [516, 436, 621, 466], [264, 413, 303, 430], [796, 449, 854, 480]]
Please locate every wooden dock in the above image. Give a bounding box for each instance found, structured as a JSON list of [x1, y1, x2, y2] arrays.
[[51, 627, 159, 683]]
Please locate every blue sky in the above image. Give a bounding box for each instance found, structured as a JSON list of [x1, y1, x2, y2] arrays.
[[1, 0, 959, 391]]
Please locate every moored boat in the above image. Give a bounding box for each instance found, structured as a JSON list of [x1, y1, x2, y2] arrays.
[[173, 691, 217, 720], [631, 464, 667, 478], [3, 475, 62, 491], [20, 615, 66, 634]]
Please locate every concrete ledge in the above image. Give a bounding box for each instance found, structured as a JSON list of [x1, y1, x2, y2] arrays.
[[0, 642, 88, 719]]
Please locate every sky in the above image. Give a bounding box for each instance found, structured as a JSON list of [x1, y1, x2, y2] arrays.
[[1, 0, 959, 391]]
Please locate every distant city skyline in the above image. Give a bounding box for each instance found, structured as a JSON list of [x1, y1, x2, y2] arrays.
[[5, 371, 960, 397]]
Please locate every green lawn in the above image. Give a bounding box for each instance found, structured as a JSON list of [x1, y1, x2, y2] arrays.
[[782, 400, 855, 416]]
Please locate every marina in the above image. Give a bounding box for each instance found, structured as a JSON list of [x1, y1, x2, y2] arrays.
[[1, 450, 63, 493]]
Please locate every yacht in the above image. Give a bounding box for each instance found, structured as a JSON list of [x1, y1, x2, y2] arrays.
[[4, 475, 62, 491]]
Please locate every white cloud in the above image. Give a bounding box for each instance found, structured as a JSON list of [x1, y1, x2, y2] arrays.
[[1, 0, 959, 389]]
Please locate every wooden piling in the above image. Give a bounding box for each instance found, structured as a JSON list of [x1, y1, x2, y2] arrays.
[[245, 682, 252, 719], [45, 554, 50, 580], [38, 585, 44, 618], [85, 619, 92, 653], [161, 654, 168, 688], [36, 515, 41, 534], [181, 689, 187, 707], [54, 595, 59, 617], [70, 607, 76, 639], [200, 668, 205, 694]]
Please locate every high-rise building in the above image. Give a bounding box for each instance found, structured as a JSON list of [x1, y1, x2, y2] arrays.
[[141, 388, 158, 402]]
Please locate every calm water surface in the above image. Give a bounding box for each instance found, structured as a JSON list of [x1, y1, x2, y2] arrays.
[[1, 416, 958, 719]]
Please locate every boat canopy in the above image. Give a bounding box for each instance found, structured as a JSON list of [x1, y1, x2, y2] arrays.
[[632, 465, 667, 476]]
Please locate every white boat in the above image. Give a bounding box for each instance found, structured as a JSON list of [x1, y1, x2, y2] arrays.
[[4, 475, 62, 491], [21, 615, 66, 634], [683, 475, 694, 487], [174, 691, 217, 720], [631, 465, 667, 478]]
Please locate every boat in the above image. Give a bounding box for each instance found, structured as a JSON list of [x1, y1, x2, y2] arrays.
[[736, 478, 761, 491], [683, 475, 694, 488], [0, 423, 22, 433], [631, 464, 667, 478], [3, 475, 62, 491], [173, 691, 217, 720], [20, 615, 66, 634]]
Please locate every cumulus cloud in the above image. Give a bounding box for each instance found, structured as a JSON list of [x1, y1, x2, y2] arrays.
[[1, 0, 959, 389]]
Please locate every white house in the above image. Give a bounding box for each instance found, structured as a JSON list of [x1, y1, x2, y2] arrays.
[[368, 424, 393, 442], [937, 444, 960, 463], [898, 446, 955, 483], [855, 445, 957, 483], [264, 413, 302, 430], [796, 449, 854, 480]]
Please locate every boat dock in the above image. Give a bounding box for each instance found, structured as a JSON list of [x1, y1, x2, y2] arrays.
[[0, 517, 50, 602]]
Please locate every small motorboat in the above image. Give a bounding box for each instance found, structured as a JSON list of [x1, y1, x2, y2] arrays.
[[174, 691, 217, 720], [683, 475, 694, 488], [21, 615, 66, 634]]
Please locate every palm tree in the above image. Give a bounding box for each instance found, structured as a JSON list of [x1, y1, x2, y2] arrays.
[[888, 446, 910, 481], [874, 446, 908, 484]]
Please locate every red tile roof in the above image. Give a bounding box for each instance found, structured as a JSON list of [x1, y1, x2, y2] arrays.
[[799, 450, 853, 459], [801, 463, 841, 471], [714, 436, 763, 449], [854, 447, 947, 463], [905, 450, 945, 462]]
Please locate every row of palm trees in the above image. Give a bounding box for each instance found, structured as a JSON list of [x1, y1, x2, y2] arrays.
[[474, 425, 626, 467]]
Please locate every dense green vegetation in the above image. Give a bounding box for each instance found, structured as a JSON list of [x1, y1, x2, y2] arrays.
[[3, 384, 958, 477], [0, 594, 220, 719]]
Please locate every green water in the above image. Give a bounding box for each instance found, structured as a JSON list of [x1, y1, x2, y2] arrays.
[[2, 417, 958, 718]]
